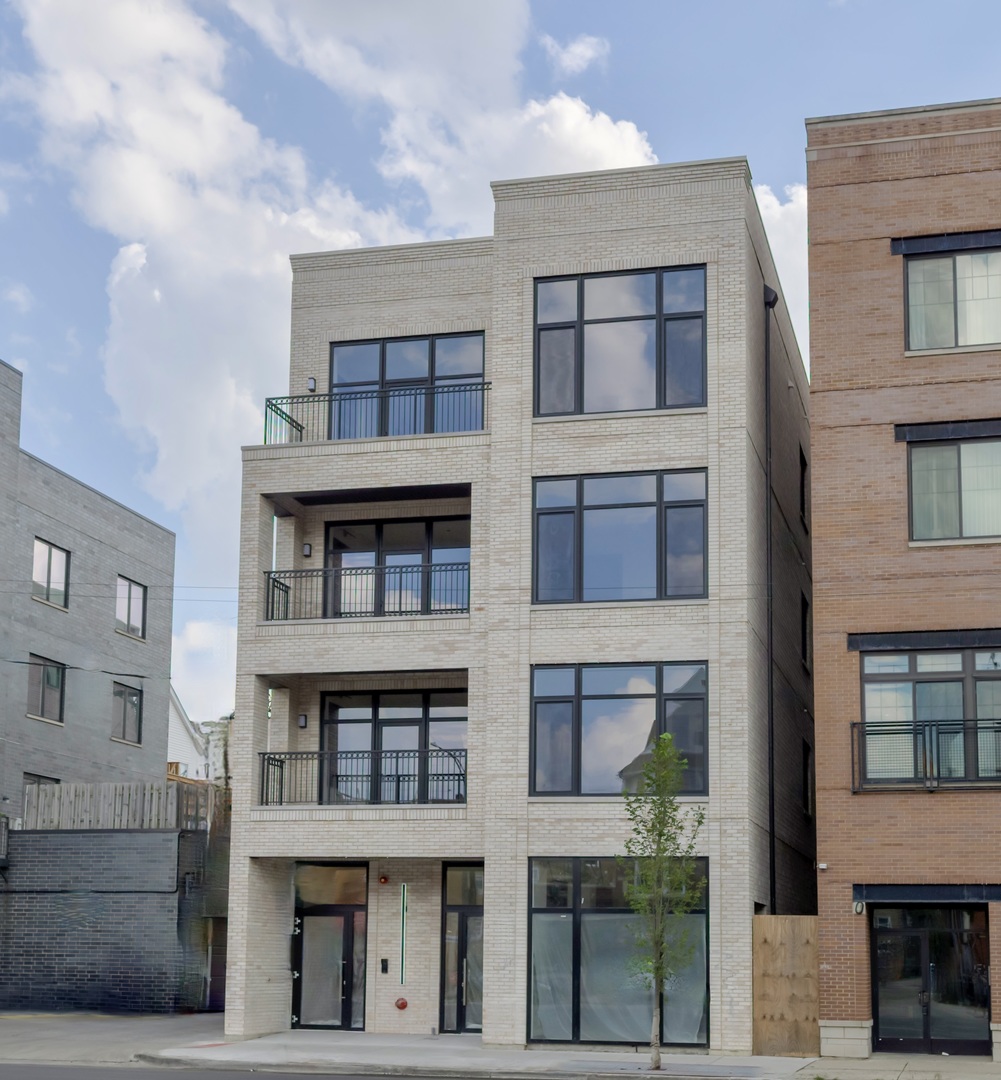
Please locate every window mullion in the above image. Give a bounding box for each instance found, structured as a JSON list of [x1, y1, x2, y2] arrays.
[[573, 667, 582, 795], [952, 256, 959, 348]]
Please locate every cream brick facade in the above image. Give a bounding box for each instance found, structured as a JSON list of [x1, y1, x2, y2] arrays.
[[229, 161, 813, 1051]]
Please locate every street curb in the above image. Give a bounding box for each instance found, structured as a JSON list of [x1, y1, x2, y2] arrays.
[[135, 1050, 755, 1079]]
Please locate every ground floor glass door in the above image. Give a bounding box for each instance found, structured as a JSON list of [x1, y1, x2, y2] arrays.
[[872, 906, 990, 1055], [441, 865, 484, 1033], [293, 864, 368, 1029]]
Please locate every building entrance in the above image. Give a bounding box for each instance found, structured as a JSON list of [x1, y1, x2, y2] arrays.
[[441, 864, 484, 1033], [872, 906, 990, 1055]]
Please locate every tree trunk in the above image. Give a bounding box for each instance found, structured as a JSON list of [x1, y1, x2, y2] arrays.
[[650, 983, 662, 1070]]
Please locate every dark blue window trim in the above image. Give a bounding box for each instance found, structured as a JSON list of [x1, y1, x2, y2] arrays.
[[891, 230, 1001, 256]]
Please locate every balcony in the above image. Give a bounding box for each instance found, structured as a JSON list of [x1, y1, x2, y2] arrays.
[[264, 562, 470, 621], [851, 719, 1001, 791], [259, 749, 467, 806], [264, 383, 490, 445]]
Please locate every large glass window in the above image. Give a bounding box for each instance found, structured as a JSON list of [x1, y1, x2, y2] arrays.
[[910, 440, 1001, 540], [532, 663, 708, 796], [529, 857, 708, 1044], [32, 538, 69, 607], [859, 650, 1001, 785], [116, 576, 147, 637], [321, 691, 467, 804], [28, 654, 65, 723], [112, 682, 142, 743], [330, 333, 485, 438], [535, 267, 706, 415], [907, 252, 1001, 350], [534, 471, 706, 603]]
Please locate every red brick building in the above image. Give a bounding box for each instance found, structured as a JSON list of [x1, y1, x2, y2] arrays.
[[808, 98, 1001, 1059]]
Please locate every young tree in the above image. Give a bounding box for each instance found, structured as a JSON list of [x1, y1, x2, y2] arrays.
[[623, 732, 706, 1071]]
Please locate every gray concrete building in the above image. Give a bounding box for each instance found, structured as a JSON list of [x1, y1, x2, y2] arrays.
[[0, 359, 176, 815], [228, 160, 814, 1052]]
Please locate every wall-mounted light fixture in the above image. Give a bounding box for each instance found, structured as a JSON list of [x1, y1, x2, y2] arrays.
[[297, 714, 308, 729], [854, 901, 865, 916], [379, 874, 390, 885], [307, 377, 316, 393], [302, 543, 312, 558]]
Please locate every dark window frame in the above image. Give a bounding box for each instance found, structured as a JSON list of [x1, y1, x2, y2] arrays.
[[799, 445, 809, 532], [325, 516, 471, 567], [534, 266, 707, 417], [906, 437, 1001, 541], [27, 653, 65, 723], [526, 855, 709, 1045], [530, 662, 709, 797], [32, 537, 70, 607], [532, 470, 708, 604], [903, 247, 1001, 352], [112, 682, 143, 744], [116, 575, 147, 638]]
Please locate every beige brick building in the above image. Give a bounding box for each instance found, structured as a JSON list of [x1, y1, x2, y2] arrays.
[[227, 160, 813, 1051], [808, 99, 1001, 1059]]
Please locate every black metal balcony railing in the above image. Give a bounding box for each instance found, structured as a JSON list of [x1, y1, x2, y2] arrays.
[[259, 749, 467, 806], [264, 562, 470, 620], [851, 719, 1001, 791], [264, 382, 490, 444]]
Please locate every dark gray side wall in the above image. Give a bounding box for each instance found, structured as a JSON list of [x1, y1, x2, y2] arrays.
[[0, 830, 193, 1012]]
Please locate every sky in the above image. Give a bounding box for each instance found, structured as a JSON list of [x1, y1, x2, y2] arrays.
[[1, 0, 999, 728]]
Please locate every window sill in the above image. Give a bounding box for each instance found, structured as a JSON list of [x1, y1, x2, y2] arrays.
[[909, 536, 1001, 548], [528, 794, 708, 803], [905, 343, 1001, 358], [533, 406, 707, 424], [31, 596, 68, 612], [532, 597, 709, 610], [26, 713, 63, 727], [114, 627, 147, 642], [110, 736, 142, 747]]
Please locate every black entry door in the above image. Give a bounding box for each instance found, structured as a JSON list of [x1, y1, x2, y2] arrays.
[[442, 909, 483, 1032], [873, 907, 990, 1055], [292, 907, 367, 1029]]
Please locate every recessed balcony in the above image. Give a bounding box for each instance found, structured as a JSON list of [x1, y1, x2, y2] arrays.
[[264, 562, 470, 621], [264, 382, 490, 445], [259, 748, 467, 806], [851, 718, 1001, 791]]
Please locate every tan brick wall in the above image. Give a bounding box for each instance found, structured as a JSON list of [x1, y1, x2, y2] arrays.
[[808, 101, 1001, 1037]]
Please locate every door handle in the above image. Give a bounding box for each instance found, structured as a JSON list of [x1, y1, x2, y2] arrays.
[[918, 990, 930, 1006], [462, 959, 467, 1007]]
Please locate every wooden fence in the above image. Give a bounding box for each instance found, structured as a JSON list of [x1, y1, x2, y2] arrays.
[[752, 914, 820, 1056], [21, 780, 217, 831]]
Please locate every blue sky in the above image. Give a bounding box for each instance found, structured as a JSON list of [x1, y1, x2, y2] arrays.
[[1, 0, 999, 725]]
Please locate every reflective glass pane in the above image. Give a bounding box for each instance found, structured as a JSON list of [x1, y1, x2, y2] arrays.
[[534, 667, 575, 697], [332, 343, 380, 384], [662, 268, 706, 313], [664, 699, 706, 793], [956, 251, 1001, 347], [875, 933, 924, 1039], [976, 686, 1001, 777], [663, 664, 707, 693], [662, 471, 706, 502], [908, 258, 955, 349], [351, 911, 366, 1029], [581, 666, 656, 696], [581, 697, 655, 793], [434, 378, 483, 434], [530, 913, 573, 1040], [330, 388, 380, 439], [864, 682, 915, 781], [531, 859, 573, 908], [865, 682, 913, 723], [116, 576, 130, 625], [584, 273, 656, 319], [300, 915, 345, 1026], [294, 864, 367, 906], [928, 928, 990, 1041], [583, 474, 656, 505], [429, 691, 468, 718], [914, 682, 963, 721], [379, 693, 422, 719], [537, 279, 578, 324], [662, 914, 709, 1044], [538, 327, 576, 414], [328, 524, 377, 559], [579, 913, 650, 1041], [464, 915, 484, 1030], [385, 338, 429, 381], [961, 440, 1001, 537], [664, 318, 704, 406], [32, 539, 48, 596], [976, 651, 1001, 671], [583, 506, 656, 601], [386, 387, 426, 436], [47, 546, 67, 606], [583, 320, 656, 412], [382, 522, 426, 552], [664, 505, 705, 597], [534, 702, 573, 793], [428, 720, 467, 749], [581, 859, 632, 908], [435, 335, 483, 376], [863, 654, 910, 674], [915, 653, 962, 672], [536, 479, 577, 508], [442, 910, 459, 1031], [537, 513, 575, 602], [431, 519, 470, 557], [445, 866, 484, 906]]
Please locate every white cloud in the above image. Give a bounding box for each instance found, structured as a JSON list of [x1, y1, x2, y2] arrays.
[[0, 189, 8, 215], [3, 281, 34, 313], [755, 182, 809, 369], [171, 619, 237, 724], [539, 33, 610, 77]]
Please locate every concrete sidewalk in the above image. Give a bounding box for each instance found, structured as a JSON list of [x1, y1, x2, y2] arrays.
[[0, 1012, 999, 1080]]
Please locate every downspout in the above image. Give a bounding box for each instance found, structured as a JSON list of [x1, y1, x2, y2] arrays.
[[763, 284, 779, 914]]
